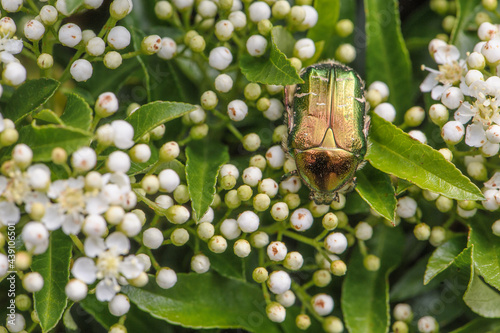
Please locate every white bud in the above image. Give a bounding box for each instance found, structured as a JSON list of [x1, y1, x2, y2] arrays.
[[71, 147, 96, 171], [143, 227, 164, 249], [242, 166, 262, 186], [246, 34, 268, 57], [40, 5, 58, 25], [108, 26, 131, 50], [227, 99, 248, 121], [172, 0, 194, 10], [266, 302, 286, 323], [467, 52, 486, 69], [478, 22, 498, 41], [107, 151, 130, 173], [95, 92, 119, 117], [24, 20, 45, 41], [85, 0, 104, 9], [267, 241, 288, 261], [59, 23, 82, 47], [65, 279, 88, 301], [220, 219, 241, 240], [237, 210, 260, 233], [311, 294, 334, 316], [374, 102, 396, 122], [267, 270, 291, 294], [6, 313, 25, 332], [108, 294, 130, 316], [482, 39, 500, 64], [70, 59, 93, 82], [2, 0, 22, 12], [248, 1, 271, 22], [3, 62, 26, 86], [156, 267, 177, 288], [290, 208, 313, 231], [13, 143, 33, 167], [293, 38, 315, 60], [441, 121, 465, 144], [355, 222, 373, 240], [158, 169, 180, 193], [266, 145, 285, 169], [324, 232, 348, 254], [198, 1, 217, 18], [191, 253, 210, 273], [220, 164, 239, 179], [408, 130, 427, 144], [22, 272, 44, 292], [441, 87, 463, 109], [396, 196, 417, 218], [158, 37, 177, 60], [229, 11, 246, 30], [209, 46, 233, 70], [104, 51, 122, 69], [215, 20, 234, 41], [214, 74, 233, 93], [82, 214, 107, 237]]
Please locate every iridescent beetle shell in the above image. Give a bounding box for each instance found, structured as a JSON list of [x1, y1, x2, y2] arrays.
[[284, 61, 369, 204]]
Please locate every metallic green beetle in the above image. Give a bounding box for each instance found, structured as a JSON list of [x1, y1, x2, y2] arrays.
[[284, 60, 369, 205]]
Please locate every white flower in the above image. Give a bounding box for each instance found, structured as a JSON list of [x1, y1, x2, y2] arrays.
[[0, 201, 20, 226], [72, 232, 143, 301], [420, 44, 465, 100]]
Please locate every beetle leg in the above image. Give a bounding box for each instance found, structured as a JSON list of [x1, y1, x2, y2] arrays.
[[363, 115, 371, 139], [281, 169, 298, 181], [339, 177, 357, 194]]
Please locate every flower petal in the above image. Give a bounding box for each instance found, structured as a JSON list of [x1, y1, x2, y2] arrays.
[[119, 255, 144, 279], [465, 122, 487, 147], [419, 73, 438, 92], [84, 237, 106, 258], [105, 232, 130, 255], [96, 279, 118, 302], [72, 257, 97, 284]]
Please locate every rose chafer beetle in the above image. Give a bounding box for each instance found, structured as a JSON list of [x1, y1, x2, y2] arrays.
[[284, 61, 369, 204]]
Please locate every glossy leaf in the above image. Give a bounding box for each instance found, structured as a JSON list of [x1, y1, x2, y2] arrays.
[[272, 26, 295, 57], [469, 214, 500, 291], [342, 225, 405, 333], [186, 141, 229, 221], [60, 93, 93, 131], [365, 0, 412, 119], [125, 101, 196, 141], [450, 0, 482, 55], [16, 124, 92, 162], [80, 294, 116, 330], [424, 236, 468, 285], [31, 230, 72, 333], [464, 266, 500, 318], [366, 114, 484, 200], [33, 109, 64, 125], [123, 273, 282, 332], [450, 318, 500, 333], [355, 163, 396, 222], [4, 78, 60, 123], [240, 27, 303, 85]]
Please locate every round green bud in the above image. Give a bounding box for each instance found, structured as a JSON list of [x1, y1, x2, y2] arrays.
[[313, 269, 332, 287], [225, 189, 241, 209], [141, 35, 162, 55], [190, 123, 209, 140], [15, 294, 32, 311], [309, 201, 330, 218], [201, 90, 218, 110], [442, 15, 456, 33], [436, 196, 453, 212], [184, 30, 199, 45], [155, 1, 173, 20], [467, 161, 488, 181], [335, 43, 356, 63], [271, 202, 289, 221], [273, 124, 287, 143], [330, 193, 346, 210], [219, 0, 233, 11], [109, 324, 127, 333], [295, 314, 311, 330], [258, 19, 273, 36], [173, 184, 190, 204], [404, 106, 425, 127], [366, 89, 383, 108], [189, 35, 206, 53], [322, 212, 338, 230], [51, 147, 68, 165], [289, 5, 306, 25], [334, 211, 348, 228], [244, 83, 262, 100], [197, 222, 214, 241], [31, 310, 39, 323], [331, 259, 347, 276], [37, 53, 53, 69], [208, 235, 227, 253], [336, 19, 354, 37], [0, 128, 19, 146], [458, 200, 476, 210], [141, 175, 160, 195], [423, 190, 440, 201], [253, 193, 271, 211], [413, 223, 431, 241], [272, 1, 291, 19], [483, 0, 497, 11], [132, 209, 146, 225], [198, 18, 215, 31], [284, 193, 301, 210], [476, 11, 491, 26], [323, 316, 344, 333], [211, 193, 221, 208], [249, 154, 267, 171], [220, 175, 237, 190], [15, 252, 32, 271], [0, 233, 4, 248], [252, 267, 269, 283], [126, 103, 140, 116], [438, 148, 453, 162], [166, 205, 190, 224], [430, 0, 448, 15], [159, 141, 180, 162], [170, 228, 189, 246], [283, 158, 297, 174], [242, 133, 261, 151], [237, 185, 253, 201], [296, 0, 312, 4], [392, 321, 409, 333], [429, 226, 447, 247], [150, 124, 166, 140], [364, 254, 380, 271], [289, 57, 302, 71], [250, 231, 269, 248], [256, 97, 271, 111]]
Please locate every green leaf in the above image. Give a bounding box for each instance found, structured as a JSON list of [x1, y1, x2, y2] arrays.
[[395, 179, 413, 195], [150, 59, 200, 104], [65, 0, 84, 13], [31, 230, 72, 333], [123, 273, 282, 332], [60, 93, 93, 131], [424, 236, 467, 285], [16, 124, 92, 162], [186, 141, 229, 221], [355, 163, 396, 222], [342, 225, 405, 333], [62, 305, 78, 331], [364, 0, 412, 120], [307, 0, 340, 52], [366, 114, 484, 200], [125, 101, 196, 141], [272, 26, 296, 57], [240, 27, 304, 85], [469, 214, 500, 291], [450, 0, 482, 56], [342, 190, 370, 215], [464, 266, 500, 318], [33, 109, 64, 125], [79, 294, 115, 330], [449, 318, 500, 333], [4, 78, 60, 123]]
